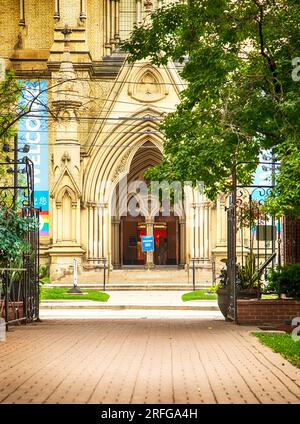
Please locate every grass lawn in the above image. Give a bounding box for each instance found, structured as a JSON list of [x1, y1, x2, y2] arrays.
[[40, 276, 51, 284], [261, 294, 279, 299], [252, 332, 300, 368], [40, 287, 110, 302], [182, 290, 217, 301]]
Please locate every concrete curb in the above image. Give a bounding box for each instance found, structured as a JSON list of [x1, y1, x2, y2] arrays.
[[44, 284, 211, 291], [40, 303, 219, 311]]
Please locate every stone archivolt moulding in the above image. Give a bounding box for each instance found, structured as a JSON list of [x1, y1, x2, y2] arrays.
[[128, 65, 169, 103]]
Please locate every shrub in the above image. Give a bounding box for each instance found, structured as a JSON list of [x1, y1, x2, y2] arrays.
[[0, 207, 38, 267], [237, 253, 259, 289], [267, 264, 300, 298]]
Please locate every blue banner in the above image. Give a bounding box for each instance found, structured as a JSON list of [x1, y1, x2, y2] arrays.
[[18, 80, 49, 235]]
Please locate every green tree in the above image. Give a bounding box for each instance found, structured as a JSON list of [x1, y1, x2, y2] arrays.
[[0, 73, 22, 186], [0, 72, 22, 142], [0, 207, 38, 268], [123, 0, 300, 217]]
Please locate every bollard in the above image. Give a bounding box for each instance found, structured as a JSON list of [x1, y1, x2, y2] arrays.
[[67, 259, 83, 294]]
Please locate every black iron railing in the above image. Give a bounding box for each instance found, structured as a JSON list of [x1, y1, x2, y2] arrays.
[[0, 145, 40, 328], [226, 158, 282, 321]]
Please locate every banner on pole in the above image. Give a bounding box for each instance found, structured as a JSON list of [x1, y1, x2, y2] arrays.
[[18, 80, 49, 236]]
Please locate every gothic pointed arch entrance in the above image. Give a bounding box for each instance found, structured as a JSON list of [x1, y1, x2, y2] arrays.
[[111, 141, 185, 268]]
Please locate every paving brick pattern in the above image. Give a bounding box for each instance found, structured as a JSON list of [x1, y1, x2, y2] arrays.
[[0, 319, 299, 404]]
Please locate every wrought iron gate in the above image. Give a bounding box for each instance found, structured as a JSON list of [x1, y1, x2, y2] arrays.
[[0, 153, 40, 327], [226, 160, 282, 321]]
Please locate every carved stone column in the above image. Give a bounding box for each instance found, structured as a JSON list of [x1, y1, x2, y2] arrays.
[[72, 202, 77, 243], [136, 0, 142, 24], [191, 203, 196, 259], [184, 184, 193, 264], [194, 204, 199, 259], [199, 203, 204, 259], [88, 203, 94, 260], [50, 26, 83, 249], [212, 194, 229, 270], [110, 0, 116, 50], [80, 0, 87, 20], [93, 204, 98, 260], [115, 0, 120, 42], [204, 201, 210, 259], [52, 199, 58, 244], [105, 0, 111, 54], [145, 217, 154, 268], [112, 218, 120, 268], [76, 200, 81, 244], [56, 203, 62, 242], [217, 195, 227, 245], [19, 0, 25, 26], [179, 219, 186, 266], [54, 0, 60, 21], [98, 202, 110, 260], [97, 205, 103, 261]]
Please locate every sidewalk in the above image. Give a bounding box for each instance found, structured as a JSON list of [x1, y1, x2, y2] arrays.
[[1, 318, 299, 404], [40, 290, 219, 311]]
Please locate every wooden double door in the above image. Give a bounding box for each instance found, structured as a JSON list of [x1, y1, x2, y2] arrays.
[[121, 215, 179, 266]]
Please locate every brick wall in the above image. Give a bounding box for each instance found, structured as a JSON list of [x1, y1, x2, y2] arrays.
[[237, 299, 300, 325], [283, 217, 300, 264], [0, 0, 20, 59]]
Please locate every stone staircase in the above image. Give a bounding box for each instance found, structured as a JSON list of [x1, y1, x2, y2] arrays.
[[51, 267, 214, 290]]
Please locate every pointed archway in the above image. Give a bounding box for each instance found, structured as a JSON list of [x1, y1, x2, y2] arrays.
[[111, 141, 185, 269]]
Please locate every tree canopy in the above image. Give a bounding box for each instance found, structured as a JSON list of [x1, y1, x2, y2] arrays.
[[0, 72, 23, 141], [123, 0, 300, 217], [0, 73, 23, 188]]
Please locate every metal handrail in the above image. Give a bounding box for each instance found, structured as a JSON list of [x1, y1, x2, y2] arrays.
[[255, 252, 276, 279]]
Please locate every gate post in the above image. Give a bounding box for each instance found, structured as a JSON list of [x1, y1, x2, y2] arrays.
[[227, 158, 237, 321]]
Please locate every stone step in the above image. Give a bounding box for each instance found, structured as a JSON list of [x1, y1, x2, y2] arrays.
[[45, 283, 210, 291], [40, 303, 219, 311], [54, 268, 214, 287]]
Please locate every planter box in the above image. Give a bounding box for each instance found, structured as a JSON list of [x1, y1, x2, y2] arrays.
[[217, 289, 230, 319], [237, 299, 300, 325], [0, 300, 24, 322]]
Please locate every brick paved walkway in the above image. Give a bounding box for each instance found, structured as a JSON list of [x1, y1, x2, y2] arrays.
[[0, 318, 299, 404]]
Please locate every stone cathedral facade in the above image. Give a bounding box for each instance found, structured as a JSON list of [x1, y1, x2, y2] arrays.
[[0, 0, 229, 281]]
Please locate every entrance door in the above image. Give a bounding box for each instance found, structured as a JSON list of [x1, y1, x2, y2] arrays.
[[121, 216, 179, 266], [122, 217, 145, 265], [154, 217, 178, 265], [154, 223, 167, 265]]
